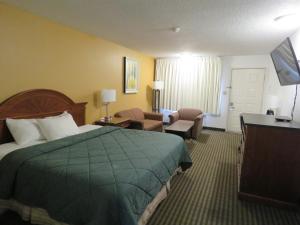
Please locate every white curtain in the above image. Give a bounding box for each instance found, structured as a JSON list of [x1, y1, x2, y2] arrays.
[[155, 56, 222, 114]]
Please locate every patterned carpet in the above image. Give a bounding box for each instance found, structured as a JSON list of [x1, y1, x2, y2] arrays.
[[1, 130, 300, 225], [148, 130, 300, 225]]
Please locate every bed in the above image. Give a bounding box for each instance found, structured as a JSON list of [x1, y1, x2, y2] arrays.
[[0, 89, 192, 225]]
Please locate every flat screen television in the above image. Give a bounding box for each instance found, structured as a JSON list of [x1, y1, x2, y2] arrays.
[[271, 37, 300, 86]]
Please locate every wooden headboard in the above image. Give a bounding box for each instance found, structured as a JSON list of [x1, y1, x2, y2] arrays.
[[0, 89, 87, 144]]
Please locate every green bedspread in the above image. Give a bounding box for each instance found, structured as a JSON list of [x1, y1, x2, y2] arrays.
[[0, 126, 192, 225]]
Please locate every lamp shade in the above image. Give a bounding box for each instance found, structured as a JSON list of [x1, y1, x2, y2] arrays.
[[101, 89, 116, 103], [153, 80, 164, 90], [269, 95, 279, 108]]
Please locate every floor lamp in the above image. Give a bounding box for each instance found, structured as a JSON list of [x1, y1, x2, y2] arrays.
[[152, 80, 164, 113]]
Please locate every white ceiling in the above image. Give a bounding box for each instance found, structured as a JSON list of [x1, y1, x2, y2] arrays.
[[2, 0, 300, 57]]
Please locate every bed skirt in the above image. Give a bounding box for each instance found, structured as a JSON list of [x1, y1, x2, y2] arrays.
[[0, 167, 182, 225]]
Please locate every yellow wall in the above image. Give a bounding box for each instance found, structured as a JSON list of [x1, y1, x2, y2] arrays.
[[0, 3, 154, 124]]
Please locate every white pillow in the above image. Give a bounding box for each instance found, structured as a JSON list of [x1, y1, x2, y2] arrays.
[[47, 111, 68, 119], [6, 118, 45, 145], [37, 113, 80, 141]]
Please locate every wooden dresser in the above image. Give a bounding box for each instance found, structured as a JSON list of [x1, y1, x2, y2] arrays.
[[238, 113, 300, 209]]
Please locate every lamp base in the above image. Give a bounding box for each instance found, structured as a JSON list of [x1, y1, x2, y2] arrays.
[[266, 109, 274, 115], [275, 116, 292, 122], [152, 89, 161, 113], [101, 116, 112, 122]]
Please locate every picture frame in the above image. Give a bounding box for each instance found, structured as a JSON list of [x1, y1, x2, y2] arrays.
[[124, 57, 139, 94]]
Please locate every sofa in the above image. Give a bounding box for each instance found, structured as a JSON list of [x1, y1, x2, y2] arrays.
[[169, 108, 204, 139], [114, 108, 163, 132]]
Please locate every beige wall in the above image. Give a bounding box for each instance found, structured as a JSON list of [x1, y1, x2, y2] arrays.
[[0, 3, 154, 124]]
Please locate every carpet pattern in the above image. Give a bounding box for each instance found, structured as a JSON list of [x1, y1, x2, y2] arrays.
[[1, 130, 300, 225], [148, 130, 300, 225]]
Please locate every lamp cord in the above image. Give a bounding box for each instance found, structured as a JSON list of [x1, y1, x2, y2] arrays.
[[291, 85, 298, 121]]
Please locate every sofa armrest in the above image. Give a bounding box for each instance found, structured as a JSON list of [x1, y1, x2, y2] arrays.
[[129, 120, 144, 130], [192, 114, 204, 139], [169, 112, 179, 124], [194, 114, 204, 127], [194, 113, 204, 122], [144, 112, 163, 121]]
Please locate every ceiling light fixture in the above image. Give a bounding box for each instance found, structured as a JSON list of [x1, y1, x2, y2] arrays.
[[176, 52, 197, 60], [180, 52, 194, 57]]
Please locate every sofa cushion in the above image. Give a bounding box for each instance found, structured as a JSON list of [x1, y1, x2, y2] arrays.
[[178, 108, 202, 121], [142, 119, 163, 131], [115, 108, 144, 120]]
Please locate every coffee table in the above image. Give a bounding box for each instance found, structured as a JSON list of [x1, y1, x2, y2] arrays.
[[165, 120, 194, 139]]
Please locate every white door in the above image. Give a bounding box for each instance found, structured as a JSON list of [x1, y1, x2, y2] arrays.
[[227, 68, 265, 132]]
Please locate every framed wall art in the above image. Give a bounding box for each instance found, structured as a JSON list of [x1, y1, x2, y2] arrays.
[[124, 57, 139, 94]]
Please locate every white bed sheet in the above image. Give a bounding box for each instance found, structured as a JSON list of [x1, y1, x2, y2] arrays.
[[0, 124, 101, 160]]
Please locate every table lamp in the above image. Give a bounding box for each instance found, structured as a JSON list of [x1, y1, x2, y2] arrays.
[[101, 89, 116, 122]]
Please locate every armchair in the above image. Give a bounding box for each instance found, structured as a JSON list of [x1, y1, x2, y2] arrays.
[[169, 108, 204, 139], [114, 108, 163, 132]]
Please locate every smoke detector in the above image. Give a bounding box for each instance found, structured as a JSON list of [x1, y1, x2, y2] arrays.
[[172, 27, 181, 33]]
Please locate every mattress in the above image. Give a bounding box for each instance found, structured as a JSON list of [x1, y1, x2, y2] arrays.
[[0, 126, 192, 225], [0, 167, 182, 225]]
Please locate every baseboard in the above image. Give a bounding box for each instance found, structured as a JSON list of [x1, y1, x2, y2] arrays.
[[203, 126, 225, 132], [164, 125, 226, 132]]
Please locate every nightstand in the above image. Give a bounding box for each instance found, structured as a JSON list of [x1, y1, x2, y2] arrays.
[[95, 117, 131, 128]]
